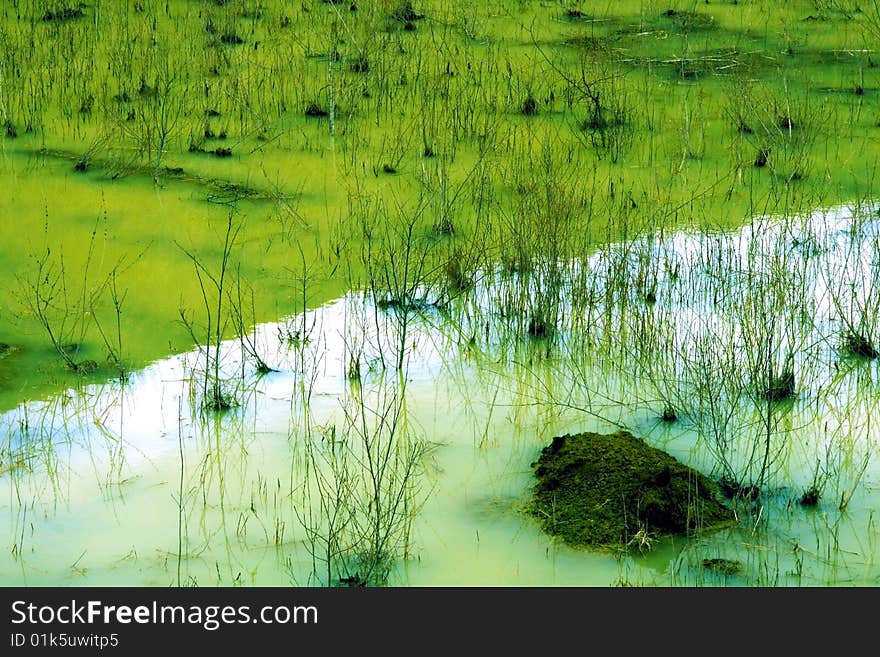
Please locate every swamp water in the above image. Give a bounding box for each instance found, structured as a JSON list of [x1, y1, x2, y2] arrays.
[[2, 202, 879, 587]]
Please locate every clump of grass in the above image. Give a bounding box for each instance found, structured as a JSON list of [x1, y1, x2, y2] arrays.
[[137, 77, 156, 98], [352, 55, 369, 74], [336, 574, 368, 587], [72, 359, 99, 375], [296, 389, 429, 587], [764, 368, 795, 402], [41, 5, 84, 22], [432, 216, 455, 236], [202, 385, 238, 413], [565, 9, 589, 20], [526, 314, 552, 339], [719, 478, 761, 502], [702, 558, 743, 576], [391, 1, 424, 23], [799, 484, 821, 507], [444, 258, 471, 293], [754, 147, 770, 167], [842, 331, 878, 359], [305, 102, 329, 117], [659, 9, 716, 33]]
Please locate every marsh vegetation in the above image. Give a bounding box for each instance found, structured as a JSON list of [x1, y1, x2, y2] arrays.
[[1, 0, 880, 586]]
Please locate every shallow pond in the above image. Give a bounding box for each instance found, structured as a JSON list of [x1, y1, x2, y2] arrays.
[[2, 202, 878, 587]]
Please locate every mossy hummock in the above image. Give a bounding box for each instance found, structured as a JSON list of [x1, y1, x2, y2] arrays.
[[531, 431, 731, 550]]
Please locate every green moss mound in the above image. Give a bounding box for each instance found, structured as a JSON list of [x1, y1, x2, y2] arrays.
[[531, 431, 731, 550]]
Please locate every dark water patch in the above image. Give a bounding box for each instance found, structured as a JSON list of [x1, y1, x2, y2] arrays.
[[531, 431, 731, 551]]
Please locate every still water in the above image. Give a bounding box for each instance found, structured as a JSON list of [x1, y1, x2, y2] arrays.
[[2, 204, 878, 587]]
